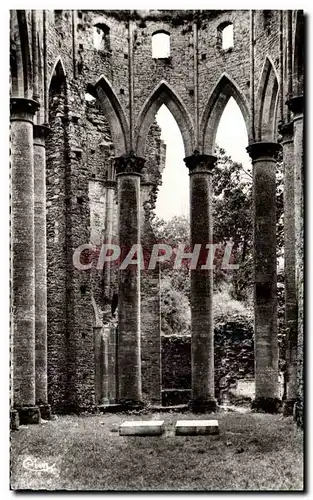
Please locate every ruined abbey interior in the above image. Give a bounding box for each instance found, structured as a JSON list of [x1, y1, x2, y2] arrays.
[[10, 10, 304, 429]]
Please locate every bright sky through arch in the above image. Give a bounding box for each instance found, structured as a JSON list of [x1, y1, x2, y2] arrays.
[[155, 105, 188, 220], [154, 98, 251, 220]]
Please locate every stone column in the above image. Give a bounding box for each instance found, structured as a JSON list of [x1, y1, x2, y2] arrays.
[[10, 97, 40, 424], [279, 122, 298, 416], [247, 142, 282, 413], [184, 154, 217, 413], [114, 154, 145, 408], [33, 124, 52, 420], [287, 95, 304, 427]]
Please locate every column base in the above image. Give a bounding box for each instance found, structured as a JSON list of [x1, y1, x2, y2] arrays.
[[17, 406, 41, 425], [38, 403, 52, 420], [10, 409, 19, 431], [294, 401, 304, 428], [117, 399, 145, 412], [283, 399, 296, 416], [188, 398, 218, 414], [251, 397, 281, 414]]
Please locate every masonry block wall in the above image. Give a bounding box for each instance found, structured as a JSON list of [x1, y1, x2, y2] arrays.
[[10, 10, 304, 424]]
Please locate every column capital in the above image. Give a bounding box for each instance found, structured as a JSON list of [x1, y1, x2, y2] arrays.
[[246, 142, 282, 161], [286, 94, 304, 116], [278, 121, 294, 145], [114, 153, 145, 176], [10, 97, 39, 123], [184, 153, 217, 174], [33, 124, 50, 147]]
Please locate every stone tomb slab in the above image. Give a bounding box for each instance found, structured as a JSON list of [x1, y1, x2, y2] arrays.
[[175, 419, 219, 436], [119, 420, 165, 436]]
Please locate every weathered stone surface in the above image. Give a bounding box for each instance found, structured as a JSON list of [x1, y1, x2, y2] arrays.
[[184, 154, 217, 413], [279, 121, 298, 416], [119, 420, 165, 436], [34, 125, 50, 410], [246, 142, 282, 410], [175, 419, 219, 436], [10, 409, 19, 431], [116, 156, 144, 404], [11, 98, 38, 410]]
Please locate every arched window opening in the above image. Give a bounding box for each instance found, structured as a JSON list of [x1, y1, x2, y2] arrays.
[[50, 61, 66, 94], [222, 24, 234, 50], [218, 22, 234, 51], [93, 23, 110, 51], [152, 31, 170, 59]]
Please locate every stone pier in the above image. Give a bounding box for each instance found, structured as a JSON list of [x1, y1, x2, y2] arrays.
[[33, 124, 51, 420], [184, 153, 217, 413], [247, 142, 282, 413], [287, 95, 304, 427], [10, 98, 40, 424], [279, 122, 298, 416], [114, 154, 145, 408]]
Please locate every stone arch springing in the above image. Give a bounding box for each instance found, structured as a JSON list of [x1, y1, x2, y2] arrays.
[[135, 80, 195, 157], [293, 10, 304, 97], [37, 32, 45, 124], [10, 11, 24, 97], [90, 75, 130, 156], [16, 10, 32, 98], [256, 57, 279, 142], [200, 73, 250, 154]]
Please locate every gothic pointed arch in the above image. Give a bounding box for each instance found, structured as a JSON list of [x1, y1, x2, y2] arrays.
[[90, 75, 129, 156], [256, 57, 279, 142], [200, 73, 250, 154], [293, 10, 304, 96], [48, 56, 67, 92], [135, 80, 195, 157]]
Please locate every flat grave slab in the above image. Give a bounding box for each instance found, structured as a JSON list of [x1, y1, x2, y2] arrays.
[[119, 420, 165, 436], [175, 419, 219, 436]]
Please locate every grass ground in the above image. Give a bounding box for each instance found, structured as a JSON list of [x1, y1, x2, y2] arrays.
[[10, 411, 303, 491]]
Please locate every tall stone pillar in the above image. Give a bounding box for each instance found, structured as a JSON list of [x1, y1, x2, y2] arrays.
[[287, 95, 304, 427], [114, 154, 145, 408], [247, 142, 282, 413], [10, 98, 40, 424], [279, 122, 298, 416], [184, 154, 217, 413], [33, 125, 52, 420]]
